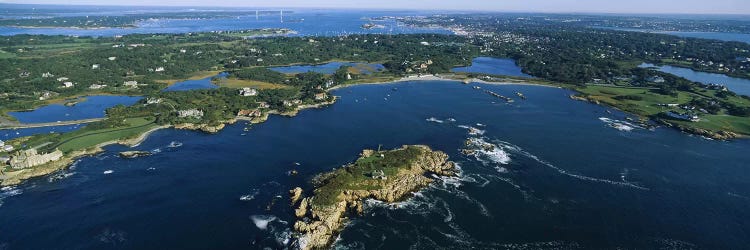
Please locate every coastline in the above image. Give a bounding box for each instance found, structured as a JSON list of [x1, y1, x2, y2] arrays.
[[328, 74, 558, 91]]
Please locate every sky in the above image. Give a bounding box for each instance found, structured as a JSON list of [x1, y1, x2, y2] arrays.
[[2, 0, 750, 14]]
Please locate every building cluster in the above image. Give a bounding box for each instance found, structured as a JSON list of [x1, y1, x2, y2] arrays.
[[177, 109, 204, 118]]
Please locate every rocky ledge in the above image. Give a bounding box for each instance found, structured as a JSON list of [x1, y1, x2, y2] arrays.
[[119, 151, 152, 158], [290, 145, 455, 250]]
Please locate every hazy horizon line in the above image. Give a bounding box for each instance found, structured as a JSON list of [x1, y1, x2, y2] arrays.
[[2, 2, 750, 16]]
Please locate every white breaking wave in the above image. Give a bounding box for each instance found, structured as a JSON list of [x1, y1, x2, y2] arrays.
[[458, 125, 485, 136], [48, 171, 76, 182], [0, 186, 22, 207], [599, 117, 643, 132], [425, 117, 444, 123], [463, 137, 511, 167], [240, 189, 260, 201], [167, 141, 183, 148], [250, 215, 277, 230]]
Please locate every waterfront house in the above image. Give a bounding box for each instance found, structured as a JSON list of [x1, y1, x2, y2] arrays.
[[178, 109, 204, 118], [237, 109, 262, 117], [0, 140, 4, 147], [665, 111, 700, 122], [314, 93, 328, 100], [283, 99, 302, 107], [3, 145, 14, 152], [239, 88, 258, 97], [89, 84, 107, 89], [9, 149, 64, 169]]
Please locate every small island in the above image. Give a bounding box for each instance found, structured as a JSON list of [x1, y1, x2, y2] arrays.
[[290, 145, 456, 250]]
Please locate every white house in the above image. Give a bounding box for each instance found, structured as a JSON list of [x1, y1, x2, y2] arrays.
[[155, 67, 165, 72], [92, 64, 100, 69], [62, 82, 74, 88], [239, 88, 258, 97], [2, 145, 14, 152], [42, 72, 54, 78], [108, 57, 117, 61], [89, 84, 107, 89], [56, 77, 69, 82], [0, 140, 4, 147], [178, 109, 204, 118], [123, 81, 139, 88]]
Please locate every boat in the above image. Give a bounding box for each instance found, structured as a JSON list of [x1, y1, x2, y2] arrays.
[[515, 92, 526, 99]]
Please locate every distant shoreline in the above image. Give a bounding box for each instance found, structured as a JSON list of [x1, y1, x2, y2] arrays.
[[328, 74, 560, 91]]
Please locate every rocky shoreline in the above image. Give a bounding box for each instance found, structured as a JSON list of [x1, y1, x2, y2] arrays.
[[289, 145, 456, 250], [568, 94, 742, 140]]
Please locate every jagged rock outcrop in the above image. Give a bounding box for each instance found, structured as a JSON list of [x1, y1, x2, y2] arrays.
[[119, 151, 152, 158], [292, 145, 455, 250], [290, 187, 303, 205], [174, 123, 226, 133]]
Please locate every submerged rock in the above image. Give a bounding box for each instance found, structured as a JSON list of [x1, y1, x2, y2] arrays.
[[292, 145, 455, 250]]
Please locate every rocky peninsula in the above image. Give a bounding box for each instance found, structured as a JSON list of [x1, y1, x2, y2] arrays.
[[290, 145, 456, 250]]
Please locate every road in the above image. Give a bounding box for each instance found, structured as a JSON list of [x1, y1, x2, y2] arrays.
[[0, 118, 105, 129]]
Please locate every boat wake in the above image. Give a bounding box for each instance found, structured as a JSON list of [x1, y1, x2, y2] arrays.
[[494, 138, 649, 190], [459, 123, 648, 190]]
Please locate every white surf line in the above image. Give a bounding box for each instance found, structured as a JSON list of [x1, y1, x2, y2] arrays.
[[496, 140, 650, 191]]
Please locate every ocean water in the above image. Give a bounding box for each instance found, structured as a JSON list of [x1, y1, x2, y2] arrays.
[[270, 62, 384, 75], [1, 81, 748, 249], [0, 9, 452, 37], [162, 72, 225, 92], [640, 63, 750, 96], [7, 95, 142, 123], [451, 57, 532, 78]]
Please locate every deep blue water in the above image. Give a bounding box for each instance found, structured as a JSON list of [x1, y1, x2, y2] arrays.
[[7, 95, 142, 123], [451, 57, 532, 78], [0, 9, 451, 37], [270, 62, 384, 75], [640, 63, 750, 96], [162, 73, 226, 92], [1, 81, 749, 249]]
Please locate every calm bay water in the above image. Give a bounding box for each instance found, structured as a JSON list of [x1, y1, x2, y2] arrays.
[[640, 63, 750, 96], [1, 81, 748, 249], [0, 9, 451, 37], [594, 26, 750, 44], [451, 57, 532, 78], [7, 95, 142, 123], [270, 62, 384, 75], [162, 73, 225, 92]]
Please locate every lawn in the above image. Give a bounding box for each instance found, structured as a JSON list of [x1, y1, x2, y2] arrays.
[[51, 117, 158, 153], [214, 78, 289, 89]]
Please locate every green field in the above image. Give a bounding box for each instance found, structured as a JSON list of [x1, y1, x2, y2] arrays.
[[53, 117, 157, 153], [10, 117, 159, 154]]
